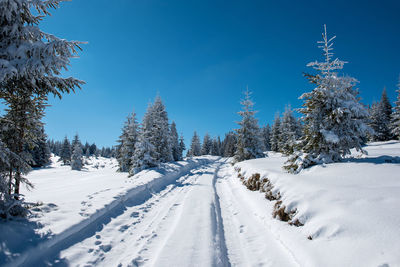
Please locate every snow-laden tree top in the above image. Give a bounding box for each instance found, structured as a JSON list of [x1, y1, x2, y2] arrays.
[[0, 0, 84, 97]]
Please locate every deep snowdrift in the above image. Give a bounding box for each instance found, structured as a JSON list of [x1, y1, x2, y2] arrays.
[[235, 141, 400, 267]]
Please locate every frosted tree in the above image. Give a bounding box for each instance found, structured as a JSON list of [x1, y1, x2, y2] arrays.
[[130, 127, 158, 175], [211, 137, 222, 156], [222, 132, 237, 157], [187, 131, 201, 157], [178, 135, 186, 160], [270, 114, 281, 152], [170, 122, 180, 161], [370, 88, 393, 141], [29, 127, 51, 167], [234, 89, 264, 162], [60, 137, 72, 165], [116, 112, 139, 172], [145, 97, 173, 163], [71, 143, 83, 171], [279, 106, 300, 155], [391, 77, 400, 139], [284, 25, 369, 173], [0, 0, 84, 197], [261, 124, 271, 151], [201, 133, 212, 155]]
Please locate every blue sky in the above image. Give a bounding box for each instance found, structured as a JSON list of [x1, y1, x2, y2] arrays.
[[41, 0, 400, 147]]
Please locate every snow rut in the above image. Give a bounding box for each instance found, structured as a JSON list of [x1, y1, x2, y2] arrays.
[[8, 158, 212, 267]]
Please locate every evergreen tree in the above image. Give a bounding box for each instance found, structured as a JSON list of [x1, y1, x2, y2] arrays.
[[279, 106, 300, 155], [370, 88, 393, 141], [270, 114, 282, 152], [71, 143, 83, 171], [170, 122, 180, 161], [178, 135, 186, 160], [284, 25, 369, 173], [201, 133, 213, 155], [130, 127, 158, 175], [72, 134, 82, 149], [187, 131, 201, 157], [261, 124, 271, 151], [29, 127, 51, 167], [116, 112, 139, 172], [60, 137, 72, 165], [0, 0, 84, 198], [234, 89, 264, 162], [391, 77, 400, 139], [211, 137, 222, 156], [151, 97, 173, 162], [222, 132, 237, 157]]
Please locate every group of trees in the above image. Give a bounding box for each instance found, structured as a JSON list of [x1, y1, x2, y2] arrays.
[[232, 25, 400, 174], [186, 132, 223, 157], [368, 87, 400, 141], [0, 0, 83, 217], [116, 96, 185, 175]]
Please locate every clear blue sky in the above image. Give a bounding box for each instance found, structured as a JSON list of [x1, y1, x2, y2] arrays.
[[41, 0, 400, 147]]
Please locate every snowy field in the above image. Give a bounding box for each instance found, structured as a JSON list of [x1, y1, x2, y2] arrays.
[[0, 142, 399, 267]]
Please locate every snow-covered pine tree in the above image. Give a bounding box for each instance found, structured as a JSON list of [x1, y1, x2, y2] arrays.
[[147, 96, 173, 163], [284, 25, 369, 173], [222, 132, 237, 157], [71, 143, 83, 171], [201, 133, 212, 155], [187, 131, 201, 157], [391, 77, 400, 139], [116, 112, 139, 172], [369, 88, 393, 141], [211, 137, 222, 156], [30, 127, 51, 167], [130, 127, 158, 175], [234, 89, 264, 162], [270, 114, 282, 152], [71, 134, 82, 150], [0, 0, 84, 197], [279, 105, 300, 155], [261, 124, 271, 151], [170, 122, 180, 161], [178, 135, 186, 160], [60, 137, 72, 165]]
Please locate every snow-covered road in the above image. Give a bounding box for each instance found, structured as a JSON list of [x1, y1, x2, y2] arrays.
[[17, 158, 298, 267]]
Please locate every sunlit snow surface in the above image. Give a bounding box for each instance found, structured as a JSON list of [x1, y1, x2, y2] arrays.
[[1, 142, 399, 267]]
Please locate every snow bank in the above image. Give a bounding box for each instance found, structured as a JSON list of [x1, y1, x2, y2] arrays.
[[235, 141, 400, 267], [0, 156, 213, 266]]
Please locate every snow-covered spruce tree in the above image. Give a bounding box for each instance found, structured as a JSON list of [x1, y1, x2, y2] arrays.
[[270, 114, 282, 152], [0, 0, 84, 197], [130, 126, 158, 175], [222, 131, 237, 157], [29, 126, 51, 167], [147, 96, 173, 163], [279, 105, 300, 155], [211, 136, 222, 156], [369, 88, 393, 141], [170, 121, 180, 161], [178, 135, 185, 160], [201, 133, 212, 155], [261, 124, 271, 151], [187, 131, 201, 157], [116, 112, 139, 172], [392, 77, 400, 139], [60, 136, 72, 165], [71, 143, 83, 171], [284, 25, 369, 173], [234, 89, 264, 162]]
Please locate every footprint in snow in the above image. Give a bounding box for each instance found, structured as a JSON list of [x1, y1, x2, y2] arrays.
[[100, 244, 112, 252]]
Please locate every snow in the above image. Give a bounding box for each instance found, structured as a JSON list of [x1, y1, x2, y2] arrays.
[[1, 141, 400, 266], [235, 141, 400, 267]]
